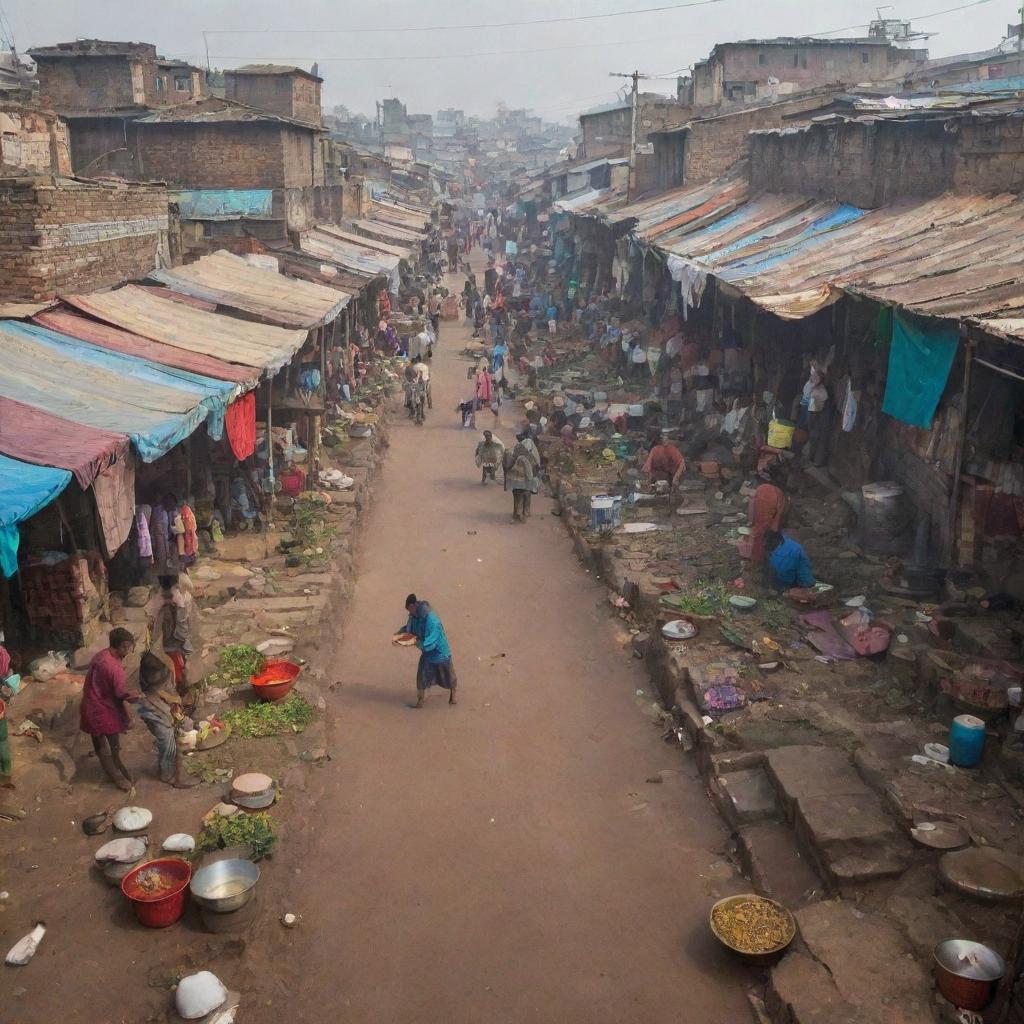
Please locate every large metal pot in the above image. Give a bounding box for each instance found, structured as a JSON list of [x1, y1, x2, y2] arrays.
[[189, 859, 260, 914], [933, 938, 1006, 1011]]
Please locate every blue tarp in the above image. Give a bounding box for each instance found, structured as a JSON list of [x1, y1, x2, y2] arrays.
[[882, 311, 959, 429], [0, 321, 234, 461], [0, 454, 72, 577], [170, 189, 274, 220]]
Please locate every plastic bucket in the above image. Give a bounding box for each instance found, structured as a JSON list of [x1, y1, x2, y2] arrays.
[[589, 495, 622, 532], [121, 858, 192, 928], [767, 419, 796, 449], [949, 714, 986, 768]]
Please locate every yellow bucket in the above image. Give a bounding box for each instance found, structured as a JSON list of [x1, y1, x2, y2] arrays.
[[767, 419, 796, 449]]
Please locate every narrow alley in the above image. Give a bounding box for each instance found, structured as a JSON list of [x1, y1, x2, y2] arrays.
[[261, 273, 748, 1024]]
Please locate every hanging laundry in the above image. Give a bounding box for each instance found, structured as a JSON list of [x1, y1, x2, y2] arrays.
[[92, 453, 136, 560], [179, 504, 199, 566], [136, 504, 153, 562], [225, 392, 257, 461]]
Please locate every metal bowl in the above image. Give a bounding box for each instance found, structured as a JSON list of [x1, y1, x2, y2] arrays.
[[189, 859, 261, 914], [709, 893, 797, 966], [934, 938, 1006, 1010]]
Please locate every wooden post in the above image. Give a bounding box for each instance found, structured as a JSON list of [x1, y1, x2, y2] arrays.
[[265, 374, 275, 528], [945, 330, 974, 566]]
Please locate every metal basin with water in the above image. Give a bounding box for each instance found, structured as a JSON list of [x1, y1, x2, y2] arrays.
[[189, 859, 260, 914]]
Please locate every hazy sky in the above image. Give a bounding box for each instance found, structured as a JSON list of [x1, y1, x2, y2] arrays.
[[2, 0, 1016, 121]]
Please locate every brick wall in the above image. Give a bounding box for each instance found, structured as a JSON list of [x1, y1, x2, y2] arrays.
[[0, 106, 72, 175], [281, 126, 322, 187], [749, 111, 1024, 205], [225, 73, 321, 125], [683, 93, 836, 184], [35, 56, 138, 112], [0, 179, 169, 301]]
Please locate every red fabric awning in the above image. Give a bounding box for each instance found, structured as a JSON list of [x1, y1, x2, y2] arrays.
[[0, 394, 128, 488], [34, 309, 259, 385]]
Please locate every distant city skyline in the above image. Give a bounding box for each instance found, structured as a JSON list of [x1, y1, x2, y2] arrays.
[[3, 0, 1017, 121]]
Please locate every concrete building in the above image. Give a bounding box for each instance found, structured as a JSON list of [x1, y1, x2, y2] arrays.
[[30, 39, 205, 113], [224, 65, 322, 126], [579, 94, 685, 160], [685, 38, 928, 109]]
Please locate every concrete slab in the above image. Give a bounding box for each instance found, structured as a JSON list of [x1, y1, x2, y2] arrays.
[[228, 594, 328, 613], [769, 951, 868, 1024]]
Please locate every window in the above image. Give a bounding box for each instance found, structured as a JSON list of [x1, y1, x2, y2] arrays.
[[862, 51, 870, 64], [155, 76, 164, 91], [174, 76, 189, 92], [758, 53, 766, 65]]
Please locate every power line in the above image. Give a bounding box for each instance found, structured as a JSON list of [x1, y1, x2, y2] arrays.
[[202, 0, 729, 36], [811, 0, 995, 36], [203, 37, 673, 63]]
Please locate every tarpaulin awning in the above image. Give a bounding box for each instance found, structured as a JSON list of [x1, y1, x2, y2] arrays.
[[35, 309, 259, 387], [63, 285, 306, 374], [0, 320, 232, 462], [299, 227, 401, 291], [882, 311, 959, 429], [149, 249, 350, 328], [0, 453, 72, 577], [0, 394, 127, 488]]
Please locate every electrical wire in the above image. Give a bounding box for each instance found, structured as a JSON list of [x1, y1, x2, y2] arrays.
[[203, 36, 672, 63], [202, 0, 729, 36]]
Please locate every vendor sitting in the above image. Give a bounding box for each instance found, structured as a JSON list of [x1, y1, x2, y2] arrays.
[[765, 530, 815, 591], [642, 429, 686, 487]]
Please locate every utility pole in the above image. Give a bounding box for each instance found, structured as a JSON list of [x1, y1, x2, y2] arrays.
[[1019, 1, 1023, 75], [609, 69, 653, 200]]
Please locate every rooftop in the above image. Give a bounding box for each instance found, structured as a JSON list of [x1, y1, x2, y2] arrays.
[[229, 64, 323, 82], [135, 97, 323, 130], [28, 39, 158, 59]]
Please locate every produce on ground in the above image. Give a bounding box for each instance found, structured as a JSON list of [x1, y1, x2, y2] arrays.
[[712, 897, 792, 954], [222, 693, 314, 738], [207, 645, 266, 688], [198, 811, 277, 860]]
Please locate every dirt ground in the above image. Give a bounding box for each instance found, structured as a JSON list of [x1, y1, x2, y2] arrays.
[[0, 268, 750, 1023], [253, 277, 750, 1023]]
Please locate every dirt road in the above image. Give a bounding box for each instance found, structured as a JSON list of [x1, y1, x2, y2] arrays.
[[260, 277, 749, 1024]]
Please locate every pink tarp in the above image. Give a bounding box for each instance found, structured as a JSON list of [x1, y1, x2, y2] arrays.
[[34, 309, 259, 384], [0, 394, 128, 488]]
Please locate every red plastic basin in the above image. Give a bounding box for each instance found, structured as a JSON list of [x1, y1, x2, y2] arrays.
[[121, 858, 192, 928], [250, 658, 301, 702]]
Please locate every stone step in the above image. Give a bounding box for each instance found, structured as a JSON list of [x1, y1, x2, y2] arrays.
[[227, 594, 328, 613], [736, 823, 822, 908], [717, 768, 781, 827], [764, 745, 910, 889], [768, 902, 935, 1024]]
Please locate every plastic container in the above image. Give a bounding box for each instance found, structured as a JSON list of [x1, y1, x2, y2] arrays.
[[589, 495, 622, 533], [767, 419, 796, 449], [949, 714, 986, 768], [860, 481, 907, 554], [250, 659, 301, 702], [121, 858, 192, 928]]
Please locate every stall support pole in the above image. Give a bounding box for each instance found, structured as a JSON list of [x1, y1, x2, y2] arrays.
[[945, 331, 974, 567], [265, 374, 275, 529]]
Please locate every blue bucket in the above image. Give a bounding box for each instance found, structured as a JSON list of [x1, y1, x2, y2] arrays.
[[949, 714, 986, 768]]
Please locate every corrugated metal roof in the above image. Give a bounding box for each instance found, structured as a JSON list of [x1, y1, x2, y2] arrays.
[[353, 218, 426, 244], [617, 174, 1024, 331], [136, 98, 319, 130], [63, 284, 306, 374], [299, 227, 400, 287], [149, 249, 349, 328], [368, 199, 430, 230], [314, 226, 411, 261], [552, 187, 613, 214]]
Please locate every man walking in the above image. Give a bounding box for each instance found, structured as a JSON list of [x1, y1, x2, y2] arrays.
[[475, 429, 505, 484], [396, 594, 457, 707]]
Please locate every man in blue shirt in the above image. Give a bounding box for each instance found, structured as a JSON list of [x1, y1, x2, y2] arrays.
[[765, 530, 815, 591], [396, 594, 458, 707]]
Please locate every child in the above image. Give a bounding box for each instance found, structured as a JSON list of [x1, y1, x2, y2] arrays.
[[136, 651, 198, 788]]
